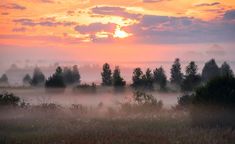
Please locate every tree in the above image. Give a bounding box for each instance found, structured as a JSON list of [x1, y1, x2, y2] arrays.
[[181, 61, 201, 91], [193, 76, 235, 107], [72, 65, 81, 84], [153, 67, 167, 90], [132, 67, 144, 87], [45, 67, 66, 88], [202, 59, 220, 82], [170, 58, 183, 86], [23, 74, 32, 85], [112, 66, 126, 87], [101, 63, 112, 86], [0, 74, 9, 86], [63, 65, 81, 85], [31, 67, 45, 86], [143, 68, 154, 89], [63, 67, 73, 85], [220, 62, 234, 77]]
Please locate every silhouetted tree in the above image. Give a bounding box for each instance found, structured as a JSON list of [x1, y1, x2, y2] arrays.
[[63, 67, 73, 85], [202, 59, 220, 82], [132, 67, 144, 87], [45, 67, 66, 88], [153, 67, 167, 90], [143, 68, 154, 89], [193, 76, 235, 107], [72, 65, 81, 84], [220, 62, 234, 77], [31, 67, 45, 86], [181, 61, 201, 91], [63, 65, 81, 85], [112, 66, 126, 87], [0, 74, 9, 86], [23, 74, 32, 86], [170, 58, 183, 86], [101, 63, 112, 86]]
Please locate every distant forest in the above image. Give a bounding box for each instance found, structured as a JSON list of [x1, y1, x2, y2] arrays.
[[0, 58, 234, 92]]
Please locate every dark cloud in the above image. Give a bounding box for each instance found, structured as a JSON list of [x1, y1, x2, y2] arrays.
[[0, 3, 26, 10], [194, 2, 220, 7], [91, 6, 141, 20], [13, 18, 76, 27], [12, 27, 27, 32], [74, 23, 116, 34], [224, 9, 235, 20], [127, 14, 235, 44]]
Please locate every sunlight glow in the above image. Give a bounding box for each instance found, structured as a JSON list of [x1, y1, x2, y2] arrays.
[[113, 26, 131, 39]]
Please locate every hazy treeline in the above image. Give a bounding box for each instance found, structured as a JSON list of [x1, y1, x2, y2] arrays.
[[0, 58, 234, 92]]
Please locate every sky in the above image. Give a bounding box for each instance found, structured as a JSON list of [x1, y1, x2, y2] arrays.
[[1, 0, 235, 69]]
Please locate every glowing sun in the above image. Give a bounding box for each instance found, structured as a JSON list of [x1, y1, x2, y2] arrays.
[[113, 26, 131, 38]]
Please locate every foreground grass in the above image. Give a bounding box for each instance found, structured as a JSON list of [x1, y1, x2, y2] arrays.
[[0, 107, 235, 144]]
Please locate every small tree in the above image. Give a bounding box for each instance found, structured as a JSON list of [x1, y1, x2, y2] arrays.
[[0, 74, 9, 85], [220, 62, 234, 77], [63, 67, 74, 85], [72, 65, 81, 84], [101, 63, 112, 86], [132, 67, 144, 87], [201, 59, 220, 82], [23, 74, 32, 86], [181, 61, 201, 91], [170, 58, 183, 86], [31, 67, 45, 86], [153, 67, 167, 90], [45, 67, 66, 88], [112, 66, 126, 87], [143, 68, 154, 89]]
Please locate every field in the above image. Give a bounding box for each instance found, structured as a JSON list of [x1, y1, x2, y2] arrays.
[[1, 104, 235, 144]]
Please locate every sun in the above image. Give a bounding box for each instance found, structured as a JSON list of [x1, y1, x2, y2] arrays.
[[113, 26, 131, 39]]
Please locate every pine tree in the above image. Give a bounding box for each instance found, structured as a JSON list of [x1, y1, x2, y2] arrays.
[[202, 59, 220, 82], [170, 58, 183, 85], [112, 66, 126, 87], [220, 62, 234, 77], [101, 63, 112, 86], [153, 67, 167, 90]]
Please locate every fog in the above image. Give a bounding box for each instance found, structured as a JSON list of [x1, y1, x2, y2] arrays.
[[1, 87, 180, 109]]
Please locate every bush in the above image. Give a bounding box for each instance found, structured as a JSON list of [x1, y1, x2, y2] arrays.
[[73, 83, 96, 93], [120, 91, 163, 113], [177, 94, 194, 108], [0, 92, 20, 106], [193, 76, 235, 107]]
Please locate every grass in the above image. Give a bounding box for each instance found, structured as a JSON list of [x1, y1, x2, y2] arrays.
[[1, 106, 235, 144]]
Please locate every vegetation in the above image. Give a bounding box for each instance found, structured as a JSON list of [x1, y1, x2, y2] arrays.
[[220, 62, 234, 77], [101, 63, 112, 86], [45, 67, 66, 89], [201, 59, 220, 82], [22, 74, 32, 86], [0, 74, 9, 86], [0, 92, 20, 106], [181, 61, 201, 91], [31, 67, 45, 86], [74, 83, 96, 93], [153, 67, 167, 90], [170, 58, 183, 86], [63, 65, 81, 85], [112, 66, 126, 87]]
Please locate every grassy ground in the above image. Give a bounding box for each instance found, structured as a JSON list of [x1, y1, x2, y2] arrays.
[[1, 107, 235, 144]]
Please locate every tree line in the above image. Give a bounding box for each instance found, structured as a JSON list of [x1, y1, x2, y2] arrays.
[[0, 59, 234, 91]]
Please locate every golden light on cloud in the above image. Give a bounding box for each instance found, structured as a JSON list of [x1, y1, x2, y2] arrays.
[[113, 26, 131, 39]]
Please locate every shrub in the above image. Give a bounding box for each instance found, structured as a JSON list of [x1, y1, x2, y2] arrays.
[[73, 83, 96, 93], [0, 92, 20, 106]]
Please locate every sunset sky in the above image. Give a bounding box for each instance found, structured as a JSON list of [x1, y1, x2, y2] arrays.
[[1, 0, 235, 68]]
